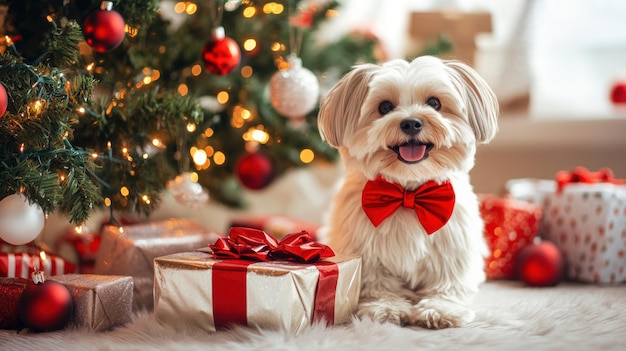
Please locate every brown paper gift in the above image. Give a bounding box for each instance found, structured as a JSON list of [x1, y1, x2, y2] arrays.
[[49, 274, 133, 331], [94, 218, 221, 311], [154, 250, 361, 334]]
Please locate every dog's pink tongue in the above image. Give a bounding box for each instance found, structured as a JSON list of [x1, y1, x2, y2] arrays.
[[399, 144, 426, 162]]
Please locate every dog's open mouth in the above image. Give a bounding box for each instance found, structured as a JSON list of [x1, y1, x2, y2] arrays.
[[390, 141, 434, 164]]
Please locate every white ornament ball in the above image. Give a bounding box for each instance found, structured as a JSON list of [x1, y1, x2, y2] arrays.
[[0, 193, 45, 245], [269, 56, 319, 121]]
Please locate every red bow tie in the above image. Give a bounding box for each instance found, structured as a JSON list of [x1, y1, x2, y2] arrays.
[[361, 176, 455, 234]]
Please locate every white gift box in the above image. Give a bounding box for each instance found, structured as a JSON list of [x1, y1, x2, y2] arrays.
[[543, 183, 626, 283]]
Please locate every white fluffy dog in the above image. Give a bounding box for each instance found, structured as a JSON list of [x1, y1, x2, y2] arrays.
[[317, 56, 499, 329]]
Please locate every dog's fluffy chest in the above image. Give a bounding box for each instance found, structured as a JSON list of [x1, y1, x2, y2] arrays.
[[327, 174, 485, 286]]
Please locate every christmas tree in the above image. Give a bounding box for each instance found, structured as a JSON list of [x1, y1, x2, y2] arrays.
[[0, 0, 379, 235]]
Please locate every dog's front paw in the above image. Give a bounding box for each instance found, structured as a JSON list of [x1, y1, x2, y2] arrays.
[[356, 298, 414, 325], [408, 298, 475, 329]]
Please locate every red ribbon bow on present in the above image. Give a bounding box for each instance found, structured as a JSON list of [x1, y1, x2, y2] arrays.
[[555, 167, 625, 192], [209, 227, 335, 263], [361, 176, 455, 234]]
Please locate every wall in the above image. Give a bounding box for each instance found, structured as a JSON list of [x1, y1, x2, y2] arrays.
[[470, 116, 626, 194]]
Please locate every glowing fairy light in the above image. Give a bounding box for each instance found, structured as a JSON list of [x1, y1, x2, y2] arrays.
[[192, 148, 208, 166], [299, 148, 315, 163], [213, 151, 226, 165], [243, 6, 256, 18], [186, 123, 197, 133], [241, 66, 253, 78], [243, 38, 257, 52], [120, 186, 130, 197], [216, 91, 229, 104]]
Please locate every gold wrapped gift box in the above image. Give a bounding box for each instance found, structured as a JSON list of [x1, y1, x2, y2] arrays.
[[49, 274, 133, 332], [154, 250, 361, 334]]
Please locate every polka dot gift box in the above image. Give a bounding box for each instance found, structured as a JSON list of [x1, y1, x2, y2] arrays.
[[542, 167, 626, 283], [479, 195, 543, 280]]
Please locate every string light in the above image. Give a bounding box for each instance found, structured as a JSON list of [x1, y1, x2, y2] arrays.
[[241, 66, 253, 78], [191, 64, 202, 76], [299, 148, 315, 163], [186, 123, 197, 132], [192, 148, 208, 166], [213, 151, 226, 165], [243, 6, 256, 18], [243, 126, 270, 144], [243, 38, 257, 52], [216, 91, 229, 104], [120, 186, 130, 197]]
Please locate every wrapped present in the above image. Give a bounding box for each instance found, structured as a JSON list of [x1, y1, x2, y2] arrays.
[[1, 252, 77, 278], [154, 227, 361, 334], [480, 195, 542, 280], [505, 178, 557, 207], [230, 215, 321, 240], [0, 277, 32, 329], [48, 274, 133, 331], [542, 167, 626, 283], [94, 218, 221, 311]]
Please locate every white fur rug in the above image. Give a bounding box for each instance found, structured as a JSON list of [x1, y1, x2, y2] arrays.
[[2, 281, 625, 351]]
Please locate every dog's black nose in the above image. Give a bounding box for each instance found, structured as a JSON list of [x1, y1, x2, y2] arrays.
[[400, 119, 423, 136]]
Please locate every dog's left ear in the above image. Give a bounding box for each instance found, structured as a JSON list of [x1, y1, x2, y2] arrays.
[[444, 60, 499, 143]]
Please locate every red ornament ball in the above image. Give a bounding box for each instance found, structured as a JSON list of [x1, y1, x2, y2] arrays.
[[83, 4, 126, 53], [516, 240, 564, 287], [202, 27, 241, 75], [610, 81, 626, 104], [0, 83, 7, 117], [19, 281, 73, 332], [236, 152, 274, 190]]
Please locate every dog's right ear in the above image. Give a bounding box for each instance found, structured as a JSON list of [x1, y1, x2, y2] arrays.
[[317, 64, 378, 148]]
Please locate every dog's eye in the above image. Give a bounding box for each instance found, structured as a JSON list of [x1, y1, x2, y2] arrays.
[[426, 97, 441, 111], [378, 101, 394, 115]]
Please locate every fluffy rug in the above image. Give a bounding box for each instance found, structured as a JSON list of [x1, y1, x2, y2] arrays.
[[2, 281, 625, 351]]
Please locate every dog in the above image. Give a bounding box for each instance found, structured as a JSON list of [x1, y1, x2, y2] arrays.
[[317, 56, 499, 329]]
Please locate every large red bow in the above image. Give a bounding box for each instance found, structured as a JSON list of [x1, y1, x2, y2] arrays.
[[556, 166, 625, 193], [209, 227, 335, 263], [361, 176, 455, 234]]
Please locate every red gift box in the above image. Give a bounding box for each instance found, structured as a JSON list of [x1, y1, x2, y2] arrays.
[[0, 252, 77, 278], [480, 195, 543, 280], [0, 277, 32, 329]]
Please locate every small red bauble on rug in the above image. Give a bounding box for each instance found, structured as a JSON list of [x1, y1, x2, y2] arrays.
[[19, 278, 73, 332], [516, 239, 564, 287], [83, 1, 126, 53]]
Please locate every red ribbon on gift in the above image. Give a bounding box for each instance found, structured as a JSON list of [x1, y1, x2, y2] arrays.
[[556, 167, 625, 193], [209, 227, 338, 330]]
